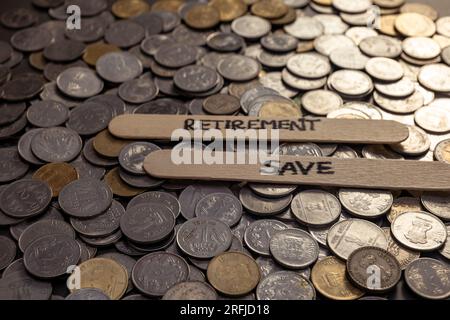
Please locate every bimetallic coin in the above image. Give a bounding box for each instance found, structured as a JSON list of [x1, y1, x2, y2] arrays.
[[291, 190, 341, 227], [347, 247, 402, 293], [256, 271, 316, 300], [162, 281, 217, 300], [119, 142, 161, 175], [421, 192, 450, 221], [327, 219, 388, 260], [405, 258, 450, 300], [391, 211, 447, 252], [269, 228, 319, 269], [311, 256, 364, 300], [338, 189, 393, 219], [132, 252, 189, 297], [58, 178, 113, 218], [177, 217, 232, 258], [244, 219, 288, 256], [207, 252, 260, 297], [382, 227, 420, 270]]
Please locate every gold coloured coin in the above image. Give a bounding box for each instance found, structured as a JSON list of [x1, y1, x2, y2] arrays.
[[70, 258, 128, 300], [312, 0, 332, 5], [379, 15, 399, 36], [400, 3, 438, 21], [311, 256, 364, 300], [228, 79, 261, 98], [104, 167, 146, 197], [93, 130, 130, 158], [83, 42, 121, 66], [432, 35, 450, 49], [382, 227, 420, 270], [258, 101, 302, 117], [185, 4, 220, 29], [152, 0, 184, 13], [33, 162, 78, 197], [270, 7, 297, 26], [395, 13, 436, 37], [296, 40, 315, 53], [29, 52, 47, 71], [209, 0, 247, 22], [373, 0, 404, 9], [112, 0, 150, 18], [251, 0, 288, 19], [387, 196, 422, 223], [207, 252, 260, 297]]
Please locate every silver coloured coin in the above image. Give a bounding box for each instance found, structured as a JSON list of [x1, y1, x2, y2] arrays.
[[359, 35, 402, 58], [314, 34, 356, 56], [260, 72, 297, 98], [119, 142, 161, 175], [239, 187, 292, 216], [256, 271, 315, 300], [96, 52, 143, 83], [391, 211, 447, 252], [217, 55, 261, 82], [247, 183, 297, 199], [415, 106, 450, 133], [313, 14, 349, 35], [390, 125, 430, 156], [162, 281, 217, 300], [17, 129, 45, 165], [260, 34, 298, 52], [373, 90, 424, 114], [269, 228, 319, 269], [439, 225, 450, 259], [332, 0, 372, 14], [286, 53, 331, 79], [328, 70, 373, 96], [329, 46, 369, 70], [281, 69, 327, 91], [402, 37, 441, 60], [375, 77, 415, 98], [257, 50, 294, 69], [418, 64, 450, 93], [343, 102, 383, 119], [365, 57, 404, 82], [231, 16, 271, 40], [31, 127, 82, 163], [56, 67, 103, 99], [332, 145, 359, 158], [244, 219, 288, 256], [301, 89, 343, 116], [66, 102, 113, 136], [26, 100, 69, 128], [278, 142, 323, 156], [362, 145, 404, 160], [291, 190, 341, 227], [421, 192, 450, 221], [338, 189, 394, 219], [195, 193, 243, 227], [345, 26, 378, 45], [284, 16, 324, 40], [118, 74, 158, 104]]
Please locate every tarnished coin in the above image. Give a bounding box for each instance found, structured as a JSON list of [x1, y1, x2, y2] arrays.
[[32, 162, 78, 197], [0, 101, 26, 126], [278, 142, 323, 156], [362, 145, 404, 160], [70, 200, 125, 237], [387, 197, 422, 223], [244, 219, 288, 256], [359, 35, 402, 58], [162, 281, 217, 300], [66, 288, 111, 300], [338, 189, 393, 219], [327, 219, 388, 260], [421, 192, 450, 221], [59, 178, 113, 218], [56, 67, 103, 99], [395, 13, 436, 37], [217, 55, 261, 81], [203, 94, 240, 115], [43, 39, 86, 62], [120, 203, 175, 244], [105, 20, 145, 48], [112, 0, 150, 18], [155, 43, 197, 68], [127, 191, 180, 218], [328, 70, 373, 96], [284, 16, 324, 40], [10, 27, 53, 52], [92, 130, 129, 159], [65, 17, 105, 42], [291, 190, 341, 227], [231, 15, 271, 39], [119, 142, 161, 175], [261, 33, 298, 52], [311, 256, 364, 300], [347, 246, 402, 293], [0, 236, 16, 271], [0, 73, 45, 101], [83, 138, 118, 168], [26, 100, 69, 128], [405, 258, 450, 300], [390, 125, 430, 156], [1, 7, 38, 29], [18, 219, 75, 252], [71, 258, 128, 300], [31, 127, 82, 163], [0, 147, 29, 183], [118, 75, 158, 104], [0, 179, 52, 219], [104, 168, 146, 198], [79, 229, 123, 247], [209, 0, 247, 22], [24, 234, 81, 279], [248, 183, 296, 198], [70, 154, 106, 180], [82, 42, 120, 66], [96, 52, 143, 83], [132, 252, 189, 297], [195, 193, 242, 227], [207, 252, 260, 297], [185, 4, 220, 29], [177, 217, 232, 258], [239, 187, 292, 216], [174, 65, 219, 93], [0, 273, 52, 300], [287, 53, 331, 79], [256, 271, 316, 300], [269, 228, 319, 269], [382, 227, 420, 270], [206, 32, 244, 52], [391, 211, 447, 252], [66, 102, 112, 136]]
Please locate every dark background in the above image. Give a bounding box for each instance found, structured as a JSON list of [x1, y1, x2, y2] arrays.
[[0, 0, 449, 74]]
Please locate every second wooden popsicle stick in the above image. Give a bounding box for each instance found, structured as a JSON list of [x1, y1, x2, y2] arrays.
[[144, 150, 450, 191], [109, 114, 409, 144]]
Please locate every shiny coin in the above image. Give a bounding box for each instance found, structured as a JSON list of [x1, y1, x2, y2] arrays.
[[301, 89, 343, 116], [403, 37, 441, 60], [418, 64, 450, 93], [96, 52, 143, 83], [24, 234, 81, 279], [332, 0, 371, 13], [404, 258, 450, 300], [328, 69, 373, 96], [374, 77, 415, 98], [382, 227, 420, 270], [207, 252, 260, 297], [415, 106, 450, 133], [218, 55, 261, 81], [244, 219, 288, 256], [391, 211, 447, 251], [287, 53, 331, 79], [239, 187, 292, 216], [163, 281, 217, 300], [56, 67, 104, 99], [390, 125, 430, 156], [291, 190, 341, 227], [269, 228, 319, 269], [119, 142, 161, 175], [120, 203, 175, 244], [256, 271, 315, 300], [329, 46, 369, 70], [395, 13, 436, 37], [365, 57, 404, 81], [231, 15, 271, 39], [338, 189, 393, 219], [311, 256, 364, 300], [347, 246, 401, 293], [284, 16, 324, 40], [132, 252, 189, 296], [59, 178, 113, 218], [359, 35, 402, 58], [71, 258, 128, 300], [327, 219, 388, 260]]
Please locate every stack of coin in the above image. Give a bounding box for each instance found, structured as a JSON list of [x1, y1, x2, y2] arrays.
[[0, 0, 449, 301]]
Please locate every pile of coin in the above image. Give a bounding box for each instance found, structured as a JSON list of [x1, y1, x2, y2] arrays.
[[0, 0, 449, 300]]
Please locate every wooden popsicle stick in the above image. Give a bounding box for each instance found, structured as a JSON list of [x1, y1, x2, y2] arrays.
[[109, 114, 409, 144], [144, 150, 450, 191]]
